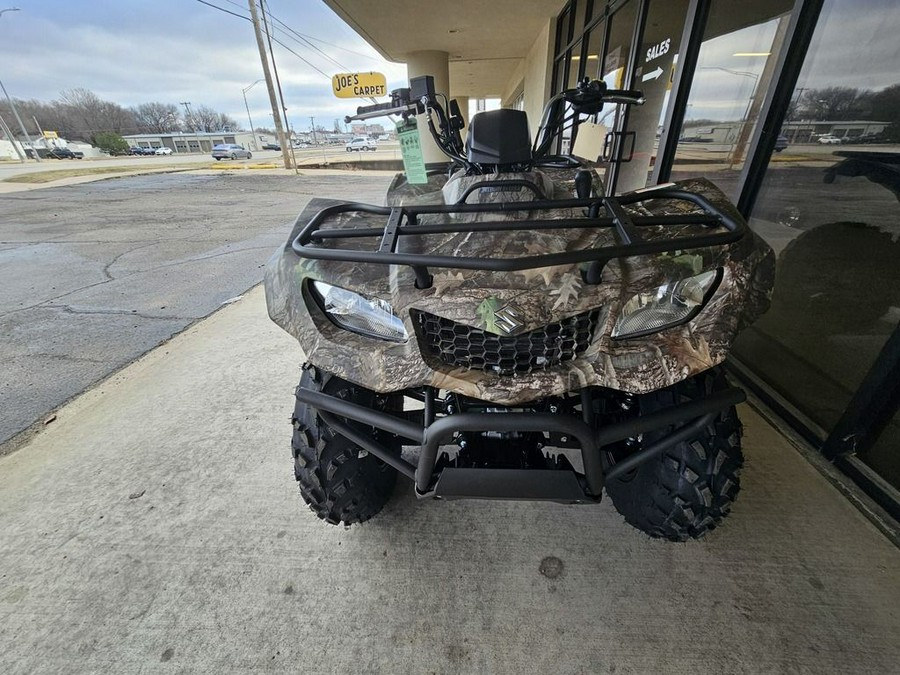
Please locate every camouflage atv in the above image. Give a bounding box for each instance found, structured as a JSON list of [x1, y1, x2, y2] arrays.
[[265, 76, 774, 541]]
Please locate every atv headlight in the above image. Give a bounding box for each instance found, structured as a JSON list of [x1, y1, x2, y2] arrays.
[[612, 269, 721, 339], [311, 281, 408, 343]]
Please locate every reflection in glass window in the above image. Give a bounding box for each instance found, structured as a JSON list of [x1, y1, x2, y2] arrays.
[[669, 1, 795, 199], [593, 2, 637, 187], [616, 0, 689, 193], [733, 0, 900, 488]]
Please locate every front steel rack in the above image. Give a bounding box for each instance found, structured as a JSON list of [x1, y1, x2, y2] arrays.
[[291, 184, 746, 289]]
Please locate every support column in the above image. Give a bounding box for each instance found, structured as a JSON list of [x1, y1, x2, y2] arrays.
[[453, 95, 470, 130], [406, 50, 450, 164]]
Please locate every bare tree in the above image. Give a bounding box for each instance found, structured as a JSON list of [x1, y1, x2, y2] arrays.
[[132, 102, 181, 133], [190, 104, 239, 132], [57, 88, 137, 141], [871, 83, 900, 123], [799, 87, 872, 121]]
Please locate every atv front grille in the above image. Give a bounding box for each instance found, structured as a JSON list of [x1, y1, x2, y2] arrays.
[[413, 309, 600, 376]]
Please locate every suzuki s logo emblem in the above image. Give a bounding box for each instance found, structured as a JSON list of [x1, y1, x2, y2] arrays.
[[476, 297, 525, 335], [494, 304, 524, 334]]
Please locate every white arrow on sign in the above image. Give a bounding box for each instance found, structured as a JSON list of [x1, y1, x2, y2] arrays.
[[642, 67, 664, 82]]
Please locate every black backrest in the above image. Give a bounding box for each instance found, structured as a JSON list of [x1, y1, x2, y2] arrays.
[[466, 109, 532, 166]]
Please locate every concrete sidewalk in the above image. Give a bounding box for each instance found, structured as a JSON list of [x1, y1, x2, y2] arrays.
[[1, 287, 897, 674]]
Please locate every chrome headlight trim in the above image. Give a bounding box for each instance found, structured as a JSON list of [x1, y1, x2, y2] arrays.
[[310, 281, 409, 343], [612, 268, 722, 339]]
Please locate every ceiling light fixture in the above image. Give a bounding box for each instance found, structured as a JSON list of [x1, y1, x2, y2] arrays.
[[733, 52, 771, 57]]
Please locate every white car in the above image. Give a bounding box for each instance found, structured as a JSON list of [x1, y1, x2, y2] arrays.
[[154, 146, 173, 155], [345, 137, 377, 152], [817, 135, 842, 145]]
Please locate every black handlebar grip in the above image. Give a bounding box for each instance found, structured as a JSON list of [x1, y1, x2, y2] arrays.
[[355, 100, 397, 116], [605, 89, 645, 104]]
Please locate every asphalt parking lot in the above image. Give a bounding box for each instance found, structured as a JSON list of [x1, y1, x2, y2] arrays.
[[0, 171, 391, 448]]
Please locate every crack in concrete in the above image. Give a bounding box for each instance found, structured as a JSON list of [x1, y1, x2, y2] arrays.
[[44, 305, 197, 322], [147, 244, 275, 271], [102, 241, 162, 281], [1, 239, 275, 320], [21, 353, 107, 365]]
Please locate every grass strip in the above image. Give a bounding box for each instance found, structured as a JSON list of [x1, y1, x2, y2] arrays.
[[2, 165, 206, 184]]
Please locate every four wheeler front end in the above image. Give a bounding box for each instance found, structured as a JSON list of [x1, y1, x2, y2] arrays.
[[263, 76, 775, 540]]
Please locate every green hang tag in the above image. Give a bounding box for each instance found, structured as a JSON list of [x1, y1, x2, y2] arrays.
[[396, 118, 428, 184]]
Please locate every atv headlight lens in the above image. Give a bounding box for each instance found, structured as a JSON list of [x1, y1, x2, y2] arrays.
[[311, 281, 408, 343], [612, 269, 720, 339]]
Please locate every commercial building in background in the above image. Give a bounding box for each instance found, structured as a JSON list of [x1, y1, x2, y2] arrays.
[[122, 131, 257, 153], [326, 0, 900, 514]]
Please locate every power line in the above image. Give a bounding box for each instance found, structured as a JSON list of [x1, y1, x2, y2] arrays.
[[265, 11, 349, 71], [219, 0, 347, 70], [194, 0, 333, 81], [195, 0, 249, 22], [220, 0, 381, 62]]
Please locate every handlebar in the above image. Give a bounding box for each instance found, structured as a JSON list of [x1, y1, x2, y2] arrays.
[[602, 89, 645, 105], [341, 75, 645, 169], [345, 88, 418, 123], [345, 101, 416, 123], [532, 79, 644, 159]]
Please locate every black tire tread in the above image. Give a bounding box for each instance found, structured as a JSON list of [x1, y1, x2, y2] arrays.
[[606, 369, 743, 542], [291, 366, 397, 525]]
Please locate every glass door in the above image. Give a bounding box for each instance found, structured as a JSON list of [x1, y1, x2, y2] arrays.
[[614, 0, 690, 193]]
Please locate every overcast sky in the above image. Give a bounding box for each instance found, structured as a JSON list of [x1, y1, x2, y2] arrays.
[[2, 0, 898, 131], [0, 0, 408, 131]]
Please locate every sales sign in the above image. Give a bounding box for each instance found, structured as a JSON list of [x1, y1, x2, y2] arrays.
[[332, 72, 387, 98]]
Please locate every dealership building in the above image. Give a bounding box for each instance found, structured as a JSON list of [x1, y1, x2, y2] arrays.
[[327, 0, 900, 513]]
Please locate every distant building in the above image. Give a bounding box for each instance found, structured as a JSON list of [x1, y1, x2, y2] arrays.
[[122, 131, 257, 153]]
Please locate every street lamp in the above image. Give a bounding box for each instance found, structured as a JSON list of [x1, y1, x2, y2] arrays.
[[242, 80, 264, 151], [697, 66, 761, 168], [0, 7, 40, 162]]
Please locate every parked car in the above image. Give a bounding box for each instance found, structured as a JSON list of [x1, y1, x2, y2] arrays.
[[211, 144, 252, 160], [345, 136, 377, 152], [262, 143, 281, 151], [818, 134, 842, 145], [774, 134, 789, 152], [154, 146, 173, 155], [857, 132, 888, 144], [129, 146, 154, 155], [46, 147, 83, 160]]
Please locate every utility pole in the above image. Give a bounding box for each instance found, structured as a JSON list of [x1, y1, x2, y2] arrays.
[[248, 0, 292, 168], [309, 116, 317, 146], [242, 79, 264, 151], [0, 78, 39, 161], [259, 0, 297, 171], [179, 102, 194, 132], [0, 113, 25, 162]]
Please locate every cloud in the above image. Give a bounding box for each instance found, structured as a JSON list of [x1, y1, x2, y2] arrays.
[[0, 0, 406, 130]]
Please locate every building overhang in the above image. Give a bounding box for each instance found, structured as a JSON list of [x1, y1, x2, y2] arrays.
[[323, 0, 566, 97]]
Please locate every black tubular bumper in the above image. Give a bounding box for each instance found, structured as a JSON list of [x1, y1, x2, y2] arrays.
[[294, 385, 746, 503]]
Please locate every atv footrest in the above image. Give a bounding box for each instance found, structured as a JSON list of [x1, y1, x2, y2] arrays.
[[432, 468, 594, 503]]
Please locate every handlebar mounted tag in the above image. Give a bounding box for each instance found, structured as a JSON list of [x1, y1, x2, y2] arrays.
[[396, 118, 428, 185]]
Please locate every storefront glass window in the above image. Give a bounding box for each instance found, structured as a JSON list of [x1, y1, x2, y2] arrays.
[[668, 0, 795, 200], [615, 0, 688, 193], [733, 0, 900, 487]]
